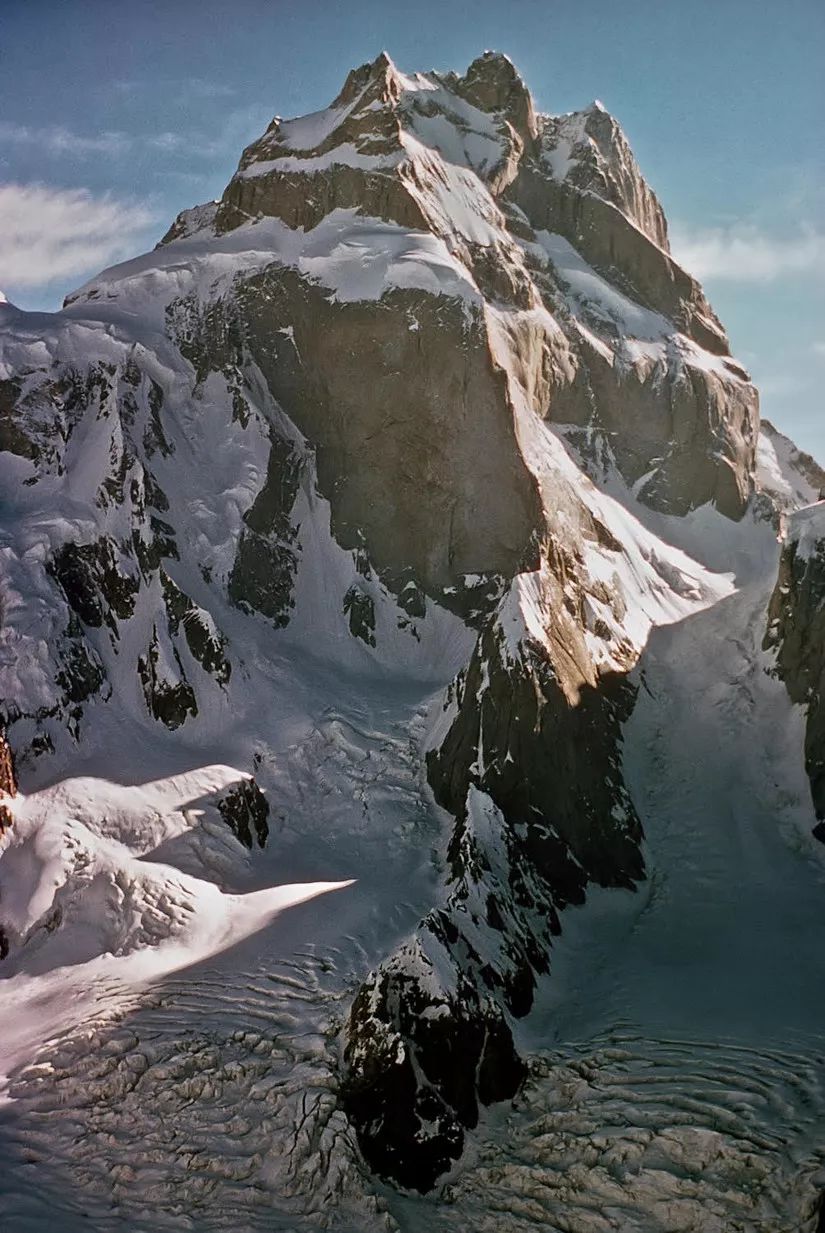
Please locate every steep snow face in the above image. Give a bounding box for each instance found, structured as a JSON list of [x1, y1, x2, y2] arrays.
[[787, 502, 825, 562], [0, 47, 822, 1229], [757, 418, 825, 516], [71, 209, 482, 316]]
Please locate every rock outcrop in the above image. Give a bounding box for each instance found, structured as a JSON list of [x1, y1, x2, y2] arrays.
[[765, 504, 825, 824], [0, 728, 16, 831], [215, 777, 270, 849]]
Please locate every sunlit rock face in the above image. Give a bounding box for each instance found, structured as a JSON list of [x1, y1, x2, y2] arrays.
[[0, 729, 15, 835], [4, 46, 816, 1219]]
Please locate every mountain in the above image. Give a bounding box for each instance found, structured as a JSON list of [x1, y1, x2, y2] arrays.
[[1, 51, 823, 1231]]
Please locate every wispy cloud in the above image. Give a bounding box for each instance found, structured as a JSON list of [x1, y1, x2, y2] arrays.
[[182, 78, 238, 100], [812, 341, 825, 360], [0, 183, 156, 289], [755, 372, 809, 400], [0, 105, 270, 164], [671, 222, 825, 283], [110, 76, 237, 102], [0, 121, 131, 157]]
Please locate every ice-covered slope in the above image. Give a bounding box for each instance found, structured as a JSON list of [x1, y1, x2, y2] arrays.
[[1, 49, 823, 1230]]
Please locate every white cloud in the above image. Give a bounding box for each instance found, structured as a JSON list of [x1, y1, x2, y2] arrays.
[[0, 183, 156, 289], [812, 341, 825, 360], [670, 222, 825, 283]]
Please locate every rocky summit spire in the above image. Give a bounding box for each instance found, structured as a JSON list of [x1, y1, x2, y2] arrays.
[[332, 48, 401, 108], [455, 49, 538, 145]]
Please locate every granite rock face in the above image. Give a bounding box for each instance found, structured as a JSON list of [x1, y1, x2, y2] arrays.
[[239, 274, 543, 598]]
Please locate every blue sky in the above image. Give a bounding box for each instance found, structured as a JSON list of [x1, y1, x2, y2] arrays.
[[1, 0, 823, 454]]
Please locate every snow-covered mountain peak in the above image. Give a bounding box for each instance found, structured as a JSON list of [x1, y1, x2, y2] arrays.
[[2, 48, 824, 1228], [537, 97, 670, 250], [215, 52, 657, 244], [448, 49, 537, 142]]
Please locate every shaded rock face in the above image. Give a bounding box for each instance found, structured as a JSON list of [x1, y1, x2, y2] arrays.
[[50, 540, 139, 635], [343, 585, 376, 645], [216, 778, 269, 848], [227, 430, 304, 627], [765, 507, 825, 820], [430, 634, 642, 895], [239, 274, 543, 599], [343, 531, 644, 1186], [161, 570, 231, 685], [138, 625, 198, 730], [0, 377, 35, 460], [343, 917, 527, 1191]]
